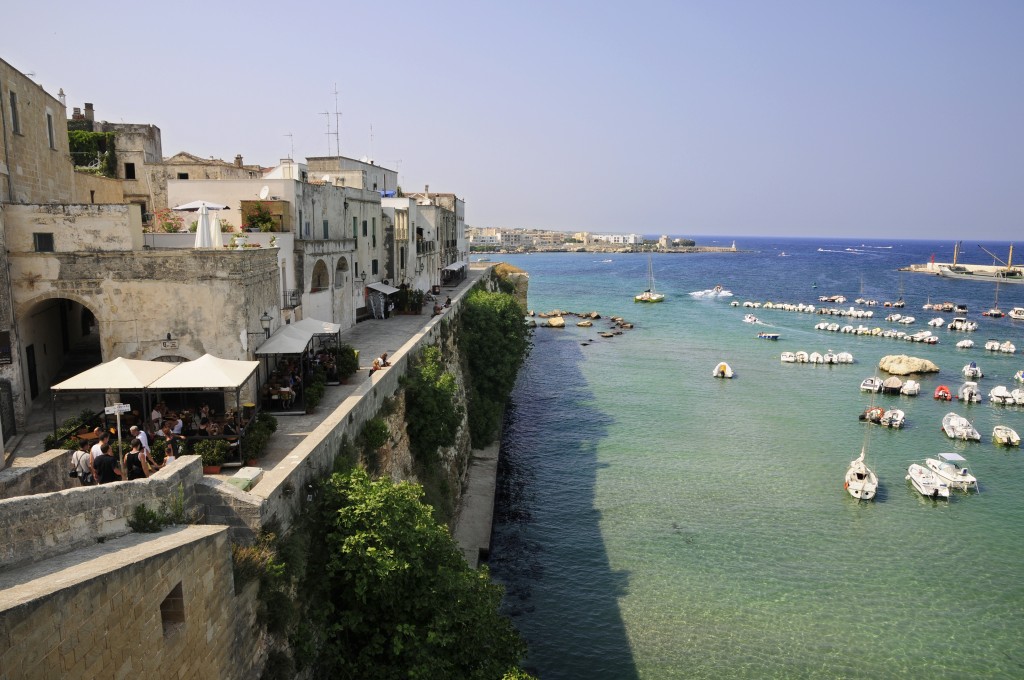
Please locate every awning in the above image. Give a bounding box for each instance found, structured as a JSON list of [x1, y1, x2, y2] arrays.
[[254, 325, 314, 356], [443, 261, 467, 271], [149, 354, 259, 389], [292, 317, 341, 335], [172, 200, 229, 211], [52, 357, 176, 391], [367, 282, 400, 295]]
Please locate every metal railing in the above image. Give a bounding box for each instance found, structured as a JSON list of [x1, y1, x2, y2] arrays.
[[282, 289, 302, 309]]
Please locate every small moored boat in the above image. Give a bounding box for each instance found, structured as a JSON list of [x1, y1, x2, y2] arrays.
[[989, 385, 1013, 404], [906, 464, 950, 499], [860, 406, 885, 423], [958, 382, 982, 403], [780, 352, 797, 363], [941, 412, 981, 441], [880, 409, 906, 429], [901, 380, 921, 396], [993, 425, 1021, 446], [844, 449, 878, 500], [712, 362, 734, 378], [934, 385, 953, 401], [757, 332, 780, 340], [860, 376, 883, 393], [926, 453, 977, 491], [963, 361, 983, 379]]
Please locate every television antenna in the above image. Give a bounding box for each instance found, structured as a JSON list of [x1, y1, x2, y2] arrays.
[[283, 132, 294, 159]]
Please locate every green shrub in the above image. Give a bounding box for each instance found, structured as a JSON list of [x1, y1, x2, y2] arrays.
[[44, 408, 98, 450], [127, 504, 165, 533], [358, 418, 389, 456], [194, 439, 227, 466], [333, 344, 360, 379], [402, 346, 461, 462]]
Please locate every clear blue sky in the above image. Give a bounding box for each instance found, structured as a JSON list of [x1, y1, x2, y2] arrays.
[[6, 1, 1022, 239]]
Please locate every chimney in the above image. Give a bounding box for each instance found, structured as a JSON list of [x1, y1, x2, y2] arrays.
[[234, 154, 243, 168], [424, 184, 429, 194], [84, 103, 94, 122], [72, 107, 83, 120]]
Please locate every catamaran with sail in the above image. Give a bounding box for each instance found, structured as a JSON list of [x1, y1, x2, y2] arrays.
[[635, 256, 665, 303]]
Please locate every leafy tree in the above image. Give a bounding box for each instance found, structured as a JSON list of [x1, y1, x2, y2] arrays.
[[403, 345, 461, 461], [295, 468, 529, 679], [460, 288, 530, 446]]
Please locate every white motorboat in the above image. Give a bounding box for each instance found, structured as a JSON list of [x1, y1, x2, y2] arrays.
[[962, 361, 983, 379], [995, 426, 1019, 446], [898, 316, 915, 325], [1016, 369, 1024, 383], [780, 351, 797, 363], [808, 352, 824, 364], [948, 317, 978, 332], [1000, 341, 1016, 354], [690, 285, 733, 298], [993, 425, 1021, 446], [989, 385, 1013, 405], [1011, 388, 1024, 405], [984, 339, 1001, 351], [795, 351, 809, 363], [823, 350, 838, 364], [844, 448, 878, 500], [901, 379, 921, 396], [926, 453, 978, 491], [880, 409, 906, 429], [956, 339, 975, 349], [1009, 307, 1024, 320], [942, 412, 981, 441], [927, 317, 944, 327], [860, 376, 884, 393], [743, 313, 761, 324], [836, 351, 854, 364], [958, 381, 982, 403], [712, 362, 734, 378], [906, 463, 950, 499]]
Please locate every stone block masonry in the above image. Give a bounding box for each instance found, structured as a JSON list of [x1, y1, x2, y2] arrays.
[[0, 525, 255, 680]]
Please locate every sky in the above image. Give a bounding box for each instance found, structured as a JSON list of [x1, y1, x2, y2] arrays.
[[5, 1, 1023, 239]]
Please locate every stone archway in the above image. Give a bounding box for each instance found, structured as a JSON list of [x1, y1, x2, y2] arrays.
[[310, 259, 330, 293]]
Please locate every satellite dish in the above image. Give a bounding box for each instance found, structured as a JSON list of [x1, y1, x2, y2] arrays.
[[259, 186, 270, 200]]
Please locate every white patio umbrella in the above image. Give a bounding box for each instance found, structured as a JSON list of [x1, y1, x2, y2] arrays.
[[193, 205, 212, 248], [173, 200, 229, 211], [210, 215, 223, 248]]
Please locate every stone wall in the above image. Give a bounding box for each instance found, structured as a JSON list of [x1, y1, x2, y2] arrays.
[[0, 525, 258, 680], [0, 448, 77, 499], [0, 456, 203, 572]]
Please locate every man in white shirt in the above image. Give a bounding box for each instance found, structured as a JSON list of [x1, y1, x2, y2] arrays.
[[129, 425, 152, 467]]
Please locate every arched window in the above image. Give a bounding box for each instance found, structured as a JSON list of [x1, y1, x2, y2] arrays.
[[335, 258, 349, 289]]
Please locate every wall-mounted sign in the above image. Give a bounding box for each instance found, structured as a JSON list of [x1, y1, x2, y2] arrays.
[[161, 339, 179, 350]]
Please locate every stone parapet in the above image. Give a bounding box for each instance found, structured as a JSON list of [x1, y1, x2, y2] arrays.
[[0, 456, 203, 572], [0, 448, 78, 500]]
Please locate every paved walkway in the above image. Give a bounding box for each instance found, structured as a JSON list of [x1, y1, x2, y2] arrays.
[[6, 266, 496, 562]]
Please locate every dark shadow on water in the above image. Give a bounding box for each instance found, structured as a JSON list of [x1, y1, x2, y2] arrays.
[[488, 330, 638, 680]]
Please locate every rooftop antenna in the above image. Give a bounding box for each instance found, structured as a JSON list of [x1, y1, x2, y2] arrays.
[[332, 83, 342, 156], [320, 111, 332, 156], [369, 123, 374, 162], [283, 132, 294, 160]]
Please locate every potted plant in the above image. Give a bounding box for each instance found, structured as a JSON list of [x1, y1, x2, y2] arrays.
[[334, 344, 360, 382], [196, 439, 227, 474], [409, 289, 425, 314]]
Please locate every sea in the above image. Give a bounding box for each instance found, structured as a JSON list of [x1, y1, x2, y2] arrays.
[[487, 237, 1024, 680]]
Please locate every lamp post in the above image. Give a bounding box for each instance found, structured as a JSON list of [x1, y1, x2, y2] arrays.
[[360, 271, 367, 286], [260, 311, 272, 338]]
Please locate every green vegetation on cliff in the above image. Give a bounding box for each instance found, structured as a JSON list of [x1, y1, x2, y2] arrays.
[[289, 468, 532, 679], [402, 345, 462, 462], [460, 288, 531, 447]]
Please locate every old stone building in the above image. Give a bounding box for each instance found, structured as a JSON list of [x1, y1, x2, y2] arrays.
[[0, 59, 280, 433]]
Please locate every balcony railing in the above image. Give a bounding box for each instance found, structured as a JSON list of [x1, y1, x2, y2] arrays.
[[282, 289, 302, 309]]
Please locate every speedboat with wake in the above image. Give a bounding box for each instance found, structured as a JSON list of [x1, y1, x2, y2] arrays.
[[906, 464, 950, 498], [690, 284, 733, 298]]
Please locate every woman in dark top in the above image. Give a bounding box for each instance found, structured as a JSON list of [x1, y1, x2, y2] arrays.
[[124, 438, 151, 480]]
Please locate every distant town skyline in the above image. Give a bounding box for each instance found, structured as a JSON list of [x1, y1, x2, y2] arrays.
[[5, 1, 1022, 240]]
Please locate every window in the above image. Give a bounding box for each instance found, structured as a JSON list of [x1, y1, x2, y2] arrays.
[[372, 259, 378, 275], [352, 216, 357, 239], [125, 162, 136, 180], [46, 112, 55, 149], [322, 219, 328, 239], [177, 173, 189, 180], [400, 246, 406, 270], [160, 582, 186, 636], [362, 220, 367, 237], [33, 233, 54, 252], [372, 218, 376, 247], [8, 91, 20, 134]]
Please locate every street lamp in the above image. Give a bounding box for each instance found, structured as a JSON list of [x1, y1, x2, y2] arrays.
[[260, 311, 272, 338], [360, 271, 367, 284]]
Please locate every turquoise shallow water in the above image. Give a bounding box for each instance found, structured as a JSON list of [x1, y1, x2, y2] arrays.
[[488, 238, 1024, 679]]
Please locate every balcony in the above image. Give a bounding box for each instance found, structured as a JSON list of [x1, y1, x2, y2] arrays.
[[282, 289, 302, 309]]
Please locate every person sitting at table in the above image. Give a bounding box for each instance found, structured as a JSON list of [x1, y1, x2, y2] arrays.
[[222, 418, 238, 436], [170, 414, 184, 435], [196, 418, 212, 436], [199, 403, 212, 420], [208, 421, 222, 437], [150, 403, 164, 428]]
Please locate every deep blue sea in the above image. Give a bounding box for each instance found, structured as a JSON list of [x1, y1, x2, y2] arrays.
[[488, 237, 1024, 679]]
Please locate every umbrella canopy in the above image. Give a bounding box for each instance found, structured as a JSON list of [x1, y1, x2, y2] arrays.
[[173, 200, 229, 211], [193, 205, 212, 248], [211, 216, 223, 248]]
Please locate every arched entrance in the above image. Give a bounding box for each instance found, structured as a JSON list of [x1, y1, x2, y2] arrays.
[[20, 296, 103, 402]]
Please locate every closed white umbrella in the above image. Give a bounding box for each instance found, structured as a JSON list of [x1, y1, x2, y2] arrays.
[[210, 215, 223, 248], [193, 205, 212, 248], [173, 200, 229, 211]]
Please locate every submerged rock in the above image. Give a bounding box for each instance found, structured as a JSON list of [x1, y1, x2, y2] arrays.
[[878, 354, 939, 375]]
